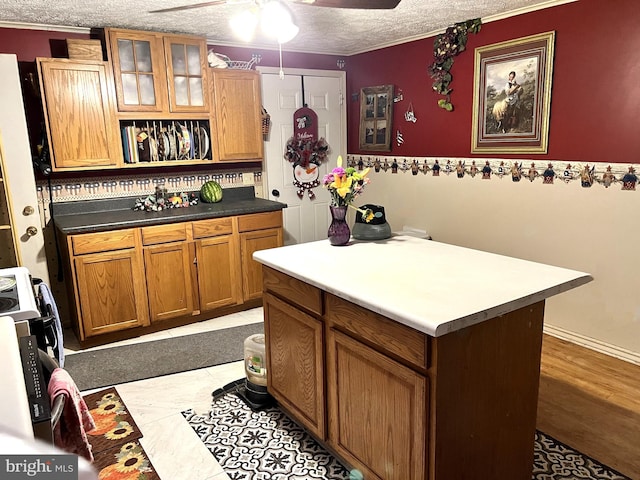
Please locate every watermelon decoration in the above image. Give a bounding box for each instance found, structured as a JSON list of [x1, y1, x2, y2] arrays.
[[200, 181, 223, 203]]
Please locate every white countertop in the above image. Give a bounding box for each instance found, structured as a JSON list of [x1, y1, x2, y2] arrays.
[[253, 236, 593, 337]]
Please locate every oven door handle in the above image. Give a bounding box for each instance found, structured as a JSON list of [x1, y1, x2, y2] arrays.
[[50, 394, 65, 430]]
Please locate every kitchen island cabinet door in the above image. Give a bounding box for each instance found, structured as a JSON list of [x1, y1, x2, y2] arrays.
[[264, 292, 325, 439], [195, 234, 241, 311], [326, 328, 428, 480], [240, 227, 283, 302], [144, 242, 195, 322], [74, 249, 149, 338], [37, 58, 122, 171]]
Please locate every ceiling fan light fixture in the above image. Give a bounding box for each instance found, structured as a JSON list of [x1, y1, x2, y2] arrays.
[[261, 0, 299, 43], [277, 22, 299, 44], [229, 7, 259, 42]]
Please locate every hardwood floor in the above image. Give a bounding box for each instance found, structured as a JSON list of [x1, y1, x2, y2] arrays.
[[537, 334, 640, 479]]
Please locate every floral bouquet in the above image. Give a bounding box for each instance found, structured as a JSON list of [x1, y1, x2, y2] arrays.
[[322, 156, 373, 222]]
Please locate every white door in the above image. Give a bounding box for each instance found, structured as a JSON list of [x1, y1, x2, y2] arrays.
[[0, 54, 50, 284], [259, 68, 345, 245]]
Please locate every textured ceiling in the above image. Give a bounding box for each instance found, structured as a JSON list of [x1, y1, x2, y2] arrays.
[[0, 0, 570, 55]]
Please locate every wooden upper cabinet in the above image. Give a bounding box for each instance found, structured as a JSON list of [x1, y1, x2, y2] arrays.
[[105, 29, 209, 115], [164, 34, 209, 113], [211, 69, 264, 161], [106, 28, 168, 113], [37, 58, 122, 171]]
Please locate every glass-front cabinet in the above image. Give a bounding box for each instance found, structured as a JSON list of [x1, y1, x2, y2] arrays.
[[106, 29, 168, 113], [164, 34, 209, 113], [106, 29, 209, 115]]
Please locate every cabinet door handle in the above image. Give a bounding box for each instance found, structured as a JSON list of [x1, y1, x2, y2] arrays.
[[272, 189, 280, 197], [23, 206, 35, 216], [26, 226, 38, 236], [193, 257, 197, 265]]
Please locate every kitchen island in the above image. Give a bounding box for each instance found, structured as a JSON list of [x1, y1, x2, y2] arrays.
[[253, 236, 592, 480]]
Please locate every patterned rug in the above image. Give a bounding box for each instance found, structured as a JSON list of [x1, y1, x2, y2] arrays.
[[83, 387, 160, 480], [183, 393, 630, 480]]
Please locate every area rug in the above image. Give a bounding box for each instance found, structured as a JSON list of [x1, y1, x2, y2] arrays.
[[66, 322, 263, 391], [83, 387, 160, 480], [182, 393, 631, 480], [83, 387, 142, 455]]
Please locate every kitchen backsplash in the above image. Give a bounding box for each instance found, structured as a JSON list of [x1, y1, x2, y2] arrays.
[[35, 167, 264, 225]]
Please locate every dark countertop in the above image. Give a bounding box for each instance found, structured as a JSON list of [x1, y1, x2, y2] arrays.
[[53, 186, 287, 235]]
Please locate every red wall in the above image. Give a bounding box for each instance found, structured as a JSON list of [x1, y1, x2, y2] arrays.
[[0, 28, 90, 61], [2, 0, 639, 165], [346, 0, 640, 164]]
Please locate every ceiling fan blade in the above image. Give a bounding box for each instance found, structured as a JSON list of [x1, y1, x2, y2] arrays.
[[149, 0, 227, 14], [293, 0, 401, 8]]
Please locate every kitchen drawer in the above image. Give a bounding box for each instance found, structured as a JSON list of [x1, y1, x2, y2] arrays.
[[263, 267, 323, 316], [141, 223, 188, 245], [192, 217, 233, 238], [326, 294, 429, 370], [71, 229, 136, 255], [238, 211, 282, 232]]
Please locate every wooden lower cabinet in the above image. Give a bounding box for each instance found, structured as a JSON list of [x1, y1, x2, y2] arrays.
[[196, 233, 241, 311], [240, 227, 282, 302], [264, 292, 325, 439], [326, 329, 427, 480], [144, 241, 194, 322], [262, 268, 544, 480], [74, 248, 149, 338], [65, 210, 283, 341], [263, 274, 427, 480]]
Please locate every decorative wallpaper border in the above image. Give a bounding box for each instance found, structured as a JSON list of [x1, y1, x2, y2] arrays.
[[346, 155, 639, 190]]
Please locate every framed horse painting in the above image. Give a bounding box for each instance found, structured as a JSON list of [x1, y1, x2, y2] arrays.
[[471, 31, 555, 154]]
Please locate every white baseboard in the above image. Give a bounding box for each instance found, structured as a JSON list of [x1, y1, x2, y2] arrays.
[[544, 324, 640, 366]]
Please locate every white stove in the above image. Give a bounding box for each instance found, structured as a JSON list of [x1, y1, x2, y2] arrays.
[[0, 266, 39, 322]]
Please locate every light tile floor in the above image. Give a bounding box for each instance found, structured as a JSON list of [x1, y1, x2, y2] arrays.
[[64, 308, 265, 480]]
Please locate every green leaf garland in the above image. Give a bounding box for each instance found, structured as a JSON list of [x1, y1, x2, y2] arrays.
[[428, 18, 482, 111]]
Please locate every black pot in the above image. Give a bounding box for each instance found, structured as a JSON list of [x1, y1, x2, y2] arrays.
[[353, 204, 391, 240]]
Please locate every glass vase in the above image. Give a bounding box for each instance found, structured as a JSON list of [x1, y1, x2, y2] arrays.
[[328, 205, 350, 246]]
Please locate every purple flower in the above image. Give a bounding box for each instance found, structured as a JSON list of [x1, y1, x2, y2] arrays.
[[332, 167, 346, 176], [322, 174, 334, 185]]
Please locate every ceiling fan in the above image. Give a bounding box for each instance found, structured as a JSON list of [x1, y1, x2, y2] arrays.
[[149, 0, 401, 14]]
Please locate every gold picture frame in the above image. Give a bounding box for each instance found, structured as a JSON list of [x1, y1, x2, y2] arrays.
[[359, 85, 394, 152], [471, 31, 555, 154]]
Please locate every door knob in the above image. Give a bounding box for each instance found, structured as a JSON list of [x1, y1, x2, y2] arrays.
[[22, 206, 35, 216], [26, 226, 38, 236], [272, 189, 280, 197]]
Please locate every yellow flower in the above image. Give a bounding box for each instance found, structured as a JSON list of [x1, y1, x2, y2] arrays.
[[105, 421, 134, 440], [336, 176, 353, 198], [363, 209, 374, 222], [116, 442, 141, 459], [114, 452, 148, 473], [94, 399, 124, 416]]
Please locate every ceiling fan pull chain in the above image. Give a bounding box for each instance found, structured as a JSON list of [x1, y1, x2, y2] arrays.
[[301, 75, 307, 108], [278, 42, 285, 79]]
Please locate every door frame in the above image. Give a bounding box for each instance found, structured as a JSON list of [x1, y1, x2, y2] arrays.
[[256, 66, 347, 201]]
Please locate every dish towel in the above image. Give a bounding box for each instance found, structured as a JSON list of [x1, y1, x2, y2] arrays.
[[39, 282, 64, 367], [48, 367, 96, 462]]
